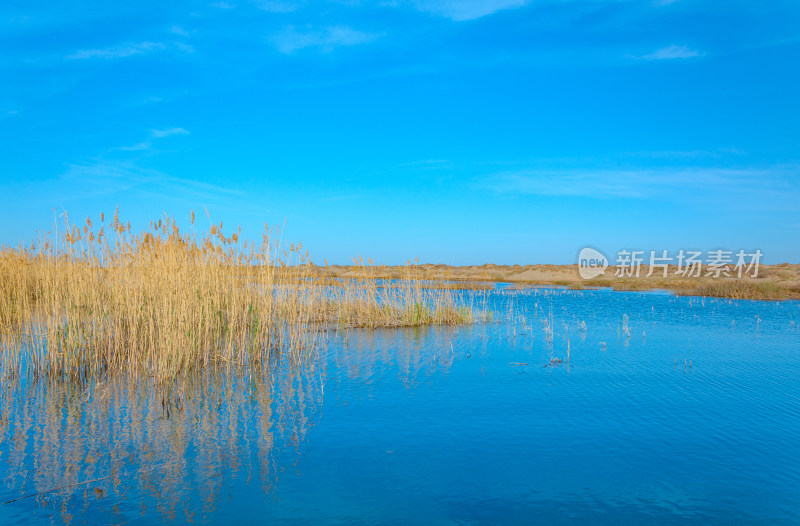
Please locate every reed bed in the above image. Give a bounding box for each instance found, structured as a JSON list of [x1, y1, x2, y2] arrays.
[[0, 210, 475, 380], [687, 279, 800, 300]]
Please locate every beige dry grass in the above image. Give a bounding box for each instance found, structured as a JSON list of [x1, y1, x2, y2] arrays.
[[321, 263, 800, 300]]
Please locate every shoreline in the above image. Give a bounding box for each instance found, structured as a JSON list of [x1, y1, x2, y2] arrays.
[[318, 263, 800, 300]]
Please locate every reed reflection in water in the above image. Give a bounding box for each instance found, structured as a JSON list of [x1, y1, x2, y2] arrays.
[[0, 357, 325, 523], [0, 325, 464, 524]]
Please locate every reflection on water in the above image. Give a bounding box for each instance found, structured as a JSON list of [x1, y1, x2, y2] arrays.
[[2, 288, 800, 524], [0, 361, 325, 523]]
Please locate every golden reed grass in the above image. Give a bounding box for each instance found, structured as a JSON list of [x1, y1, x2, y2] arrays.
[[0, 209, 475, 380]]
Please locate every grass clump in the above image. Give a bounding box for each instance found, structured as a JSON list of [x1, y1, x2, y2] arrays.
[[689, 279, 785, 300]]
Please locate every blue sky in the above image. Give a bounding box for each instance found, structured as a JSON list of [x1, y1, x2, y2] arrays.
[[1, 0, 799, 264]]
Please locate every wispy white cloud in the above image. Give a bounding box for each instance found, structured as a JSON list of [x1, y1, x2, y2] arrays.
[[117, 142, 151, 152], [258, 0, 301, 12], [409, 0, 528, 21], [67, 41, 165, 60], [619, 148, 745, 160], [66, 41, 193, 60], [170, 25, 190, 37], [212, 1, 236, 7], [151, 127, 190, 138], [272, 25, 382, 54], [479, 167, 800, 210], [637, 44, 701, 60], [59, 161, 244, 202], [254, 0, 527, 20], [400, 159, 453, 169], [114, 128, 190, 152]]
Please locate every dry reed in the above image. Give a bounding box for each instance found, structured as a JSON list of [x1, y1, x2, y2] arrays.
[[0, 210, 476, 380]]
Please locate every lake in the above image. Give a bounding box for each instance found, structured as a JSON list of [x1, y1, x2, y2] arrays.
[[2, 286, 799, 524]]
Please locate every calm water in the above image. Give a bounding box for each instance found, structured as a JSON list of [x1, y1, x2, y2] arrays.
[[1, 287, 799, 524]]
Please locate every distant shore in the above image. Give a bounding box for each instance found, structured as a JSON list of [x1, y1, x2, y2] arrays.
[[319, 263, 800, 300]]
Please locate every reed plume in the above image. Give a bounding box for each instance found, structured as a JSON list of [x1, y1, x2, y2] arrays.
[[0, 211, 475, 380]]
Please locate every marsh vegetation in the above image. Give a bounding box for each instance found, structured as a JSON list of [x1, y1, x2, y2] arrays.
[[321, 263, 800, 300], [0, 210, 477, 381]]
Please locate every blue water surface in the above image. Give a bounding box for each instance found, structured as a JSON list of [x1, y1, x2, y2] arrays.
[[1, 287, 799, 524]]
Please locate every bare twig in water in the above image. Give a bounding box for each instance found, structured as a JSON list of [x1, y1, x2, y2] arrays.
[[544, 358, 562, 368], [0, 461, 180, 506]]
